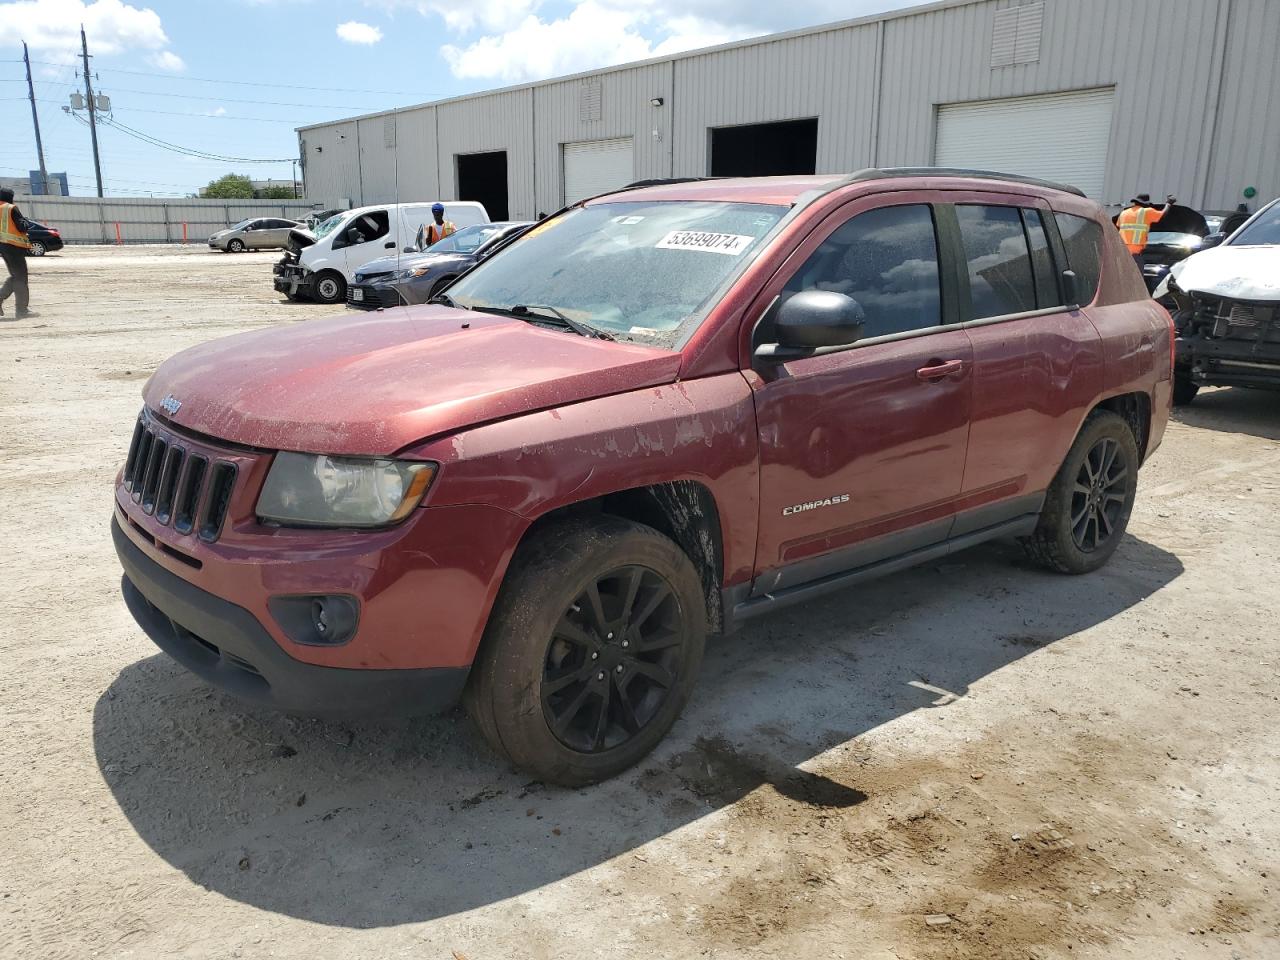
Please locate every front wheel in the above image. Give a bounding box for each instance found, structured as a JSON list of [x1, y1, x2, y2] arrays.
[[312, 271, 346, 304], [28, 240, 46, 257], [465, 517, 706, 786], [227, 238, 245, 253], [1021, 409, 1139, 575]]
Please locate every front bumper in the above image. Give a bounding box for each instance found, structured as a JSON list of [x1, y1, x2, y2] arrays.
[[1177, 336, 1280, 391], [347, 281, 402, 310], [273, 261, 311, 297], [114, 516, 469, 717]]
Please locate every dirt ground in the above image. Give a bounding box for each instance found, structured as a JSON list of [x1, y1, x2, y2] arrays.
[[1, 244, 1278, 960]]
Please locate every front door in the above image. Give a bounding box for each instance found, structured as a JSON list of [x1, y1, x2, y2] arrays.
[[749, 200, 973, 595]]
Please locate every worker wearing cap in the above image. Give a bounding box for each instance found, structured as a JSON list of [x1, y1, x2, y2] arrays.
[[1117, 193, 1175, 268], [424, 203, 457, 246], [0, 186, 33, 320]]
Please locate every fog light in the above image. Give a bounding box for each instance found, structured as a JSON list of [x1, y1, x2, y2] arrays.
[[269, 594, 359, 646]]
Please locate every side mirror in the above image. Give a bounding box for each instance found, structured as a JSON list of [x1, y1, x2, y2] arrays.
[[756, 290, 866, 361], [1061, 269, 1080, 309], [346, 228, 366, 245], [403, 245, 417, 253], [1199, 233, 1225, 249]]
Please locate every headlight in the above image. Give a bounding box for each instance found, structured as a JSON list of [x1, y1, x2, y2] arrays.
[[257, 452, 437, 527], [394, 266, 433, 280]]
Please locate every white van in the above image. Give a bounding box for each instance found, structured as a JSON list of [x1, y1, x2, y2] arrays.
[[273, 200, 489, 304]]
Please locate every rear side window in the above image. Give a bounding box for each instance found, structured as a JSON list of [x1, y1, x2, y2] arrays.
[[956, 205, 1037, 319], [1054, 213, 1103, 304], [1022, 209, 1062, 308], [782, 204, 942, 338]]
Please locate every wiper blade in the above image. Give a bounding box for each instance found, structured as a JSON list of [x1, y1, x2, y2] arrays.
[[510, 304, 614, 340], [428, 292, 464, 308]]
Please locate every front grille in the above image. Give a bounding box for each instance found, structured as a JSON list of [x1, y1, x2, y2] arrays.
[[1195, 296, 1280, 343], [123, 413, 236, 543]]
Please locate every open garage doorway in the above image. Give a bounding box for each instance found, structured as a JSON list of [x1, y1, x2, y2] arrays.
[[456, 151, 509, 221], [709, 118, 818, 178]]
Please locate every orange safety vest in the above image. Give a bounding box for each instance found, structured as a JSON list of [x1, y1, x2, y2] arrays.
[[426, 220, 456, 245], [0, 202, 31, 250], [1116, 205, 1162, 254]]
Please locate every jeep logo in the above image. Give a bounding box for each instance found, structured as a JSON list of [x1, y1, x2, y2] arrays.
[[782, 494, 850, 516], [159, 394, 182, 416]]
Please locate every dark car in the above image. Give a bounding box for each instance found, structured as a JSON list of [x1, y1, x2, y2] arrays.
[[347, 221, 531, 309], [1112, 204, 1210, 294], [25, 221, 64, 257]]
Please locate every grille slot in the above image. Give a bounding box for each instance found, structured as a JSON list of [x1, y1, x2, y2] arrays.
[[174, 455, 208, 535], [199, 462, 237, 542], [131, 429, 154, 502], [123, 418, 146, 488], [154, 446, 185, 524], [140, 437, 168, 514]]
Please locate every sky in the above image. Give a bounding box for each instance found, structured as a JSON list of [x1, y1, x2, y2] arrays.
[[0, 0, 907, 198]]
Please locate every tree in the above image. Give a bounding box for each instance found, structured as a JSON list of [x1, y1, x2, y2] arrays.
[[256, 185, 297, 199], [202, 174, 254, 199]]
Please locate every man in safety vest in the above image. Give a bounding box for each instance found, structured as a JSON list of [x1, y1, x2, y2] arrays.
[[1117, 193, 1175, 269], [0, 186, 33, 320], [424, 202, 457, 246]]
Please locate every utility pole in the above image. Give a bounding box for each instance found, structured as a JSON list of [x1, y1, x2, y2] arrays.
[[80, 24, 104, 197], [23, 42, 49, 195]]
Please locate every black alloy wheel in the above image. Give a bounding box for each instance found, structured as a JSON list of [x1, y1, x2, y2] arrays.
[[542, 565, 684, 754], [1070, 436, 1129, 552]]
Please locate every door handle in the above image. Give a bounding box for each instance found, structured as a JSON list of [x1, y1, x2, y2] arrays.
[[916, 358, 965, 381], [384, 241, 396, 249]]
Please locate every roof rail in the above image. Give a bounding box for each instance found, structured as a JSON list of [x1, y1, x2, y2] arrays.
[[623, 177, 720, 190], [844, 166, 1087, 198]]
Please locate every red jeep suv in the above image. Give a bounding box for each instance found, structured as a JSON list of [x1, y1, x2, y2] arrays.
[[114, 169, 1172, 785]]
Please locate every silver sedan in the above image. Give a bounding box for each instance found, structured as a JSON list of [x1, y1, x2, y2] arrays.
[[208, 217, 299, 253]]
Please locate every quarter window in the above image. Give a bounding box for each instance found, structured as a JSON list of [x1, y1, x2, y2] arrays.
[[1053, 213, 1103, 305], [956, 205, 1037, 320], [782, 204, 942, 338]]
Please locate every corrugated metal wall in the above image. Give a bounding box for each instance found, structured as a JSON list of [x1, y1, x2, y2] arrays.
[[672, 24, 880, 175], [298, 121, 359, 206], [533, 63, 673, 211], [300, 0, 1271, 215], [20, 197, 319, 244]]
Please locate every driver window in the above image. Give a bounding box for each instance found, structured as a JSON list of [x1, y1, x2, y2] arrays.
[[782, 204, 942, 338], [336, 210, 390, 249]]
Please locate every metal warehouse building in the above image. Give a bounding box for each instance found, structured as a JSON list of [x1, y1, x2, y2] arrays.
[[297, 0, 1277, 219]]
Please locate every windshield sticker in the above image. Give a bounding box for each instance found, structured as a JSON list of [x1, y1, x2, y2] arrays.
[[656, 231, 755, 255], [613, 215, 645, 225]]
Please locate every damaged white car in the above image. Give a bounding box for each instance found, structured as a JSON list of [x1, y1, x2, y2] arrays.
[[1154, 197, 1280, 405]]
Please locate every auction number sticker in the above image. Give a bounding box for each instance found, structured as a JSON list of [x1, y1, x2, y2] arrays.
[[656, 231, 755, 255]]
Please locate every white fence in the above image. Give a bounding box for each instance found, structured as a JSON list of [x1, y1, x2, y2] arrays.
[[14, 196, 329, 245]]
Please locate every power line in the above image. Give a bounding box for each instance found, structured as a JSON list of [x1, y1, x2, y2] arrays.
[[29, 59, 408, 95], [86, 113, 295, 163], [90, 84, 383, 110]]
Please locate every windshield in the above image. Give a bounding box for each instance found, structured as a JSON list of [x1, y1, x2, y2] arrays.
[[229, 219, 254, 231], [313, 214, 345, 240], [445, 201, 785, 345], [429, 223, 502, 255], [1230, 203, 1280, 246], [1148, 232, 1201, 246]]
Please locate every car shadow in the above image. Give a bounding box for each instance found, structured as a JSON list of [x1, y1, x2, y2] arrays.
[[94, 535, 1182, 928], [1173, 386, 1280, 442]]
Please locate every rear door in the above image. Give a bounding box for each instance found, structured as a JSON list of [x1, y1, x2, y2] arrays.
[[259, 219, 294, 248], [749, 196, 974, 594], [946, 196, 1104, 529]]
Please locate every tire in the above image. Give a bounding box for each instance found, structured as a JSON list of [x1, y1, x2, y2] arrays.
[[227, 238, 245, 253], [1172, 373, 1199, 406], [1020, 409, 1140, 575], [428, 275, 457, 300], [28, 240, 46, 257], [465, 516, 706, 786], [312, 271, 346, 305]]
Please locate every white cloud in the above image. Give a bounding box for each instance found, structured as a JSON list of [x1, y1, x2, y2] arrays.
[[437, 0, 905, 83], [147, 49, 186, 71], [336, 20, 384, 44], [366, 0, 538, 34], [202, 106, 228, 117], [0, 0, 175, 54]]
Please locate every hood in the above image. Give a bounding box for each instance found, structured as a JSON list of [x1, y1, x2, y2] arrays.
[[143, 307, 682, 455], [355, 250, 465, 278], [287, 227, 316, 251], [1167, 245, 1280, 301]]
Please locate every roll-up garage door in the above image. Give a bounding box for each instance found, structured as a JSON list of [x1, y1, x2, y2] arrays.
[[934, 88, 1114, 199], [563, 137, 634, 205]]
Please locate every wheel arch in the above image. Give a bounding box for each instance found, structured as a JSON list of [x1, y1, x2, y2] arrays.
[[515, 480, 727, 635], [1093, 390, 1152, 462]]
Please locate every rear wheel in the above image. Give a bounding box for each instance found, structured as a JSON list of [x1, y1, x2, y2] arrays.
[[313, 271, 346, 304], [465, 516, 706, 786], [1021, 410, 1139, 574], [227, 238, 245, 253], [1172, 373, 1199, 406]]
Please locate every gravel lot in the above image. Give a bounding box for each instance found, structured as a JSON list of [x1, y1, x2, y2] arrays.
[[2, 245, 1278, 960]]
